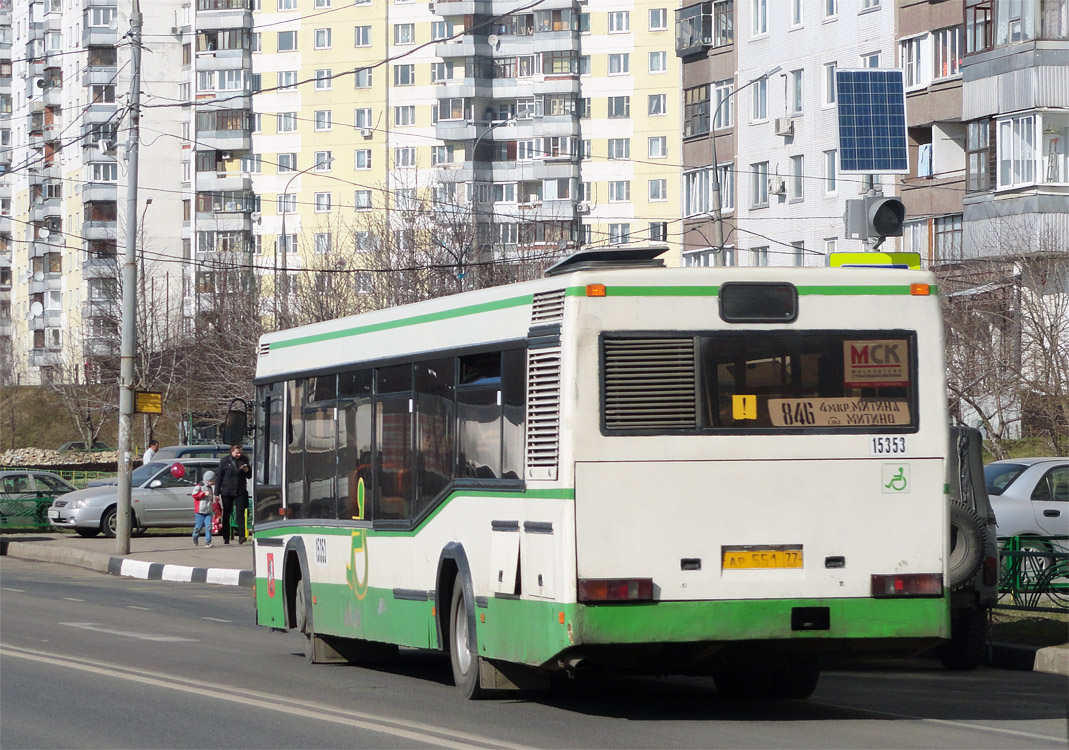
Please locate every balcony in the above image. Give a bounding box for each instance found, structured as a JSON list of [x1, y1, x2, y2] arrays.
[[42, 86, 61, 108], [82, 66, 118, 87], [30, 349, 63, 368], [196, 0, 252, 33], [83, 255, 117, 279], [82, 220, 117, 239], [431, 0, 491, 18], [435, 120, 479, 141], [81, 181, 118, 202], [195, 171, 251, 192], [85, 104, 118, 123], [196, 129, 251, 153]]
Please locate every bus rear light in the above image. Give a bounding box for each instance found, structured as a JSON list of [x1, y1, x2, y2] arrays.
[[578, 578, 653, 602], [910, 283, 931, 296], [871, 573, 943, 598], [586, 283, 607, 297]]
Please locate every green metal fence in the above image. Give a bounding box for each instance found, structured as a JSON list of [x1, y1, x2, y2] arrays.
[[0, 493, 61, 531], [997, 536, 1068, 613]]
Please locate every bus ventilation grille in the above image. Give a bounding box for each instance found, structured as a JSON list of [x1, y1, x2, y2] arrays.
[[603, 338, 697, 430], [526, 345, 562, 481], [258, 342, 270, 357], [530, 288, 566, 325]]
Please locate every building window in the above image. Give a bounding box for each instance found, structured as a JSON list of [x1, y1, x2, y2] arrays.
[[354, 68, 373, 89], [277, 31, 297, 51], [314, 151, 332, 171], [789, 155, 804, 200], [394, 64, 415, 86], [431, 21, 452, 40], [648, 51, 667, 73], [90, 162, 117, 182], [432, 145, 455, 165], [684, 168, 711, 216], [861, 50, 880, 68], [684, 85, 710, 136], [277, 113, 297, 132], [823, 150, 837, 194], [608, 138, 631, 159], [934, 26, 962, 78], [752, 0, 767, 34], [354, 190, 372, 210], [823, 0, 837, 20], [824, 238, 837, 256], [278, 153, 297, 172], [608, 96, 631, 118], [355, 149, 372, 169], [314, 110, 333, 131], [791, 0, 803, 26], [789, 69, 803, 115], [718, 163, 735, 210], [861, 0, 880, 9], [899, 35, 925, 89], [608, 53, 629, 75], [649, 179, 667, 201], [609, 223, 631, 244], [649, 136, 668, 159], [649, 222, 668, 242], [432, 61, 454, 82], [314, 69, 332, 90], [966, 119, 994, 192], [394, 23, 415, 44], [649, 94, 667, 116], [394, 147, 416, 167], [314, 233, 331, 253], [355, 26, 372, 46], [277, 71, 297, 90], [277, 194, 297, 214], [752, 246, 769, 266], [314, 28, 332, 49], [823, 62, 836, 105], [354, 108, 372, 129], [791, 241, 805, 266], [713, 80, 733, 129], [751, 78, 767, 121], [609, 11, 630, 32], [394, 106, 415, 127], [998, 114, 1035, 188], [649, 8, 667, 30], [314, 193, 332, 212], [965, 0, 992, 54], [277, 0, 296, 8], [934, 214, 962, 261], [751, 161, 769, 206], [609, 181, 631, 202]]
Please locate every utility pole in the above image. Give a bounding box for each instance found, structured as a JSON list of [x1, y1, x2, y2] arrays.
[[115, 0, 143, 555]]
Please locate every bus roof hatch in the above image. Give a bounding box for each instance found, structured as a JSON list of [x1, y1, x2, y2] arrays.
[[544, 246, 668, 277]]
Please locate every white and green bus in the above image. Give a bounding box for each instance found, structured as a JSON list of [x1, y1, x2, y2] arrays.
[[251, 248, 950, 699]]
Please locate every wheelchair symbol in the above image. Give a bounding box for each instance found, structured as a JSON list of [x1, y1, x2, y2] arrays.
[[884, 467, 908, 491]]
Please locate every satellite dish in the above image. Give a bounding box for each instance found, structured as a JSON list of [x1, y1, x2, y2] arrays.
[[488, 34, 499, 49], [30, 301, 44, 317], [34, 271, 45, 282], [38, 228, 50, 239]]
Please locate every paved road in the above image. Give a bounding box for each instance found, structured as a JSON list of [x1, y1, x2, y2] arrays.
[[2, 558, 1067, 749]]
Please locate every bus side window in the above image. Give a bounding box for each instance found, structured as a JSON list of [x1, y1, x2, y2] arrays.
[[286, 379, 306, 519], [338, 369, 373, 521], [414, 358, 456, 518], [458, 352, 502, 479], [375, 365, 414, 521], [502, 349, 526, 480]]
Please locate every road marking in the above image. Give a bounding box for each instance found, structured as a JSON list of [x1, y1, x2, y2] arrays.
[[1, 587, 25, 592], [62, 597, 85, 602], [127, 606, 153, 611], [810, 699, 1066, 743], [0, 644, 531, 750], [201, 616, 230, 623], [59, 622, 196, 642]]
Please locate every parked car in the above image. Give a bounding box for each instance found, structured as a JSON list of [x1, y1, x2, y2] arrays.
[[48, 458, 218, 537], [86, 445, 252, 487], [1, 470, 78, 524], [57, 440, 111, 453], [985, 457, 1069, 539]]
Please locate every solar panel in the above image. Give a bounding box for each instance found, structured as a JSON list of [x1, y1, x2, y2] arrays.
[[835, 69, 909, 174]]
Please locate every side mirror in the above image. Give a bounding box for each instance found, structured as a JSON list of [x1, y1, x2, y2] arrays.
[[222, 398, 249, 445], [149, 479, 163, 489]]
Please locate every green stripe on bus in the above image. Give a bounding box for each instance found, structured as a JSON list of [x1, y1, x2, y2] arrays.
[[252, 487, 576, 539], [270, 294, 535, 350]]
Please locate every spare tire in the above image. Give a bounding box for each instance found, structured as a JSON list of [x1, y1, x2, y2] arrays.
[[948, 501, 988, 590]]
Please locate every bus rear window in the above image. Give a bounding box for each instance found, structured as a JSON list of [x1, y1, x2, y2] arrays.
[[702, 333, 914, 430], [601, 331, 916, 433]]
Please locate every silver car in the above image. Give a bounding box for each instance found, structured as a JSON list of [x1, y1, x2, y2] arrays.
[[48, 459, 217, 538], [985, 457, 1069, 540]]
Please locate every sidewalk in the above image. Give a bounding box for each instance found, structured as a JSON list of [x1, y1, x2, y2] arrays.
[[0, 531, 253, 587]]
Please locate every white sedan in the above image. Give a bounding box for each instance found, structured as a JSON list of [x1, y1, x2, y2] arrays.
[[985, 457, 1068, 541]]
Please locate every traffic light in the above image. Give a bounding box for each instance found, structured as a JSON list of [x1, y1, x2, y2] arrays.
[[843, 196, 906, 241]]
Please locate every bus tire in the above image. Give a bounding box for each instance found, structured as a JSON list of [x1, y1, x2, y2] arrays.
[[938, 607, 988, 670], [293, 573, 320, 664], [449, 581, 485, 699], [766, 656, 821, 700], [948, 501, 987, 591]]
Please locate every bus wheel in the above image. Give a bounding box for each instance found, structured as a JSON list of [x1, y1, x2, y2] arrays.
[[449, 582, 485, 699], [765, 656, 821, 699], [294, 575, 316, 663]]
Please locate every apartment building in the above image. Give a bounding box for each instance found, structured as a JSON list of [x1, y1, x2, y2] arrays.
[[244, 0, 684, 302], [0, 0, 186, 386]]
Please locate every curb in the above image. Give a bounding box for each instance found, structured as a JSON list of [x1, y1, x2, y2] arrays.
[[1, 540, 253, 588], [987, 641, 1069, 677]]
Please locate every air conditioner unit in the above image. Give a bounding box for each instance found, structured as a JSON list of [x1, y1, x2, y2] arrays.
[[768, 176, 786, 195], [774, 117, 794, 137], [576, 201, 591, 214], [359, 127, 373, 137]]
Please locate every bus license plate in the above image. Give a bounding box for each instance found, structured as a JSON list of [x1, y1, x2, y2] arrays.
[[722, 546, 803, 570]]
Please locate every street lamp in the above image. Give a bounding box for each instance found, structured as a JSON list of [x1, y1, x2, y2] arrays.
[[708, 65, 781, 260], [277, 156, 332, 328]]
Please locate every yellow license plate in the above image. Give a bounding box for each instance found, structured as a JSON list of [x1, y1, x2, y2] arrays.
[[722, 546, 803, 569]]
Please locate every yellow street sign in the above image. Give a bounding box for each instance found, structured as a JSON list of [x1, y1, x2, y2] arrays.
[[135, 391, 163, 414]]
